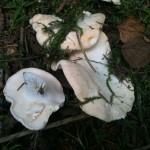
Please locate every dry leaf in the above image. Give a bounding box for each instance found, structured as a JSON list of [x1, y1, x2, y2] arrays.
[[121, 37, 150, 69], [117, 16, 145, 43], [5, 44, 17, 55], [144, 36, 150, 43]]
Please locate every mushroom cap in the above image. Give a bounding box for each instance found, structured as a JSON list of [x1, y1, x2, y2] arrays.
[[60, 29, 100, 51], [29, 14, 62, 32], [61, 11, 105, 51], [52, 32, 134, 122], [77, 11, 105, 29], [101, 0, 121, 5], [29, 14, 62, 46], [3, 68, 65, 130], [30, 12, 105, 51]]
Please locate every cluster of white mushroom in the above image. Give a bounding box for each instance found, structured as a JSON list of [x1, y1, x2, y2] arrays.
[[3, 0, 135, 131]]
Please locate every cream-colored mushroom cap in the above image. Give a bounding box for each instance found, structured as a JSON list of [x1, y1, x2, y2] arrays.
[[29, 14, 62, 46], [29, 14, 62, 32], [77, 11, 105, 29], [3, 68, 65, 130], [52, 32, 134, 122], [60, 29, 100, 51], [101, 0, 121, 5], [30, 12, 105, 51], [61, 11, 105, 51]]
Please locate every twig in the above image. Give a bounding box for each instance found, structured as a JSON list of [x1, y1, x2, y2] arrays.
[[0, 56, 40, 62], [20, 27, 24, 46], [147, 0, 149, 6], [55, 0, 67, 14], [0, 6, 4, 30], [76, 32, 97, 73], [0, 113, 89, 144], [134, 144, 150, 150]]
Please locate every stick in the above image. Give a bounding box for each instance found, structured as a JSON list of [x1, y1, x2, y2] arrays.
[[134, 144, 150, 150], [76, 32, 97, 73], [55, 0, 67, 14], [0, 113, 89, 144], [0, 56, 40, 62]]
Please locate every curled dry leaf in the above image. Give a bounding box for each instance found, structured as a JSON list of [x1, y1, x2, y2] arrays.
[[122, 37, 150, 69], [117, 16, 145, 43]]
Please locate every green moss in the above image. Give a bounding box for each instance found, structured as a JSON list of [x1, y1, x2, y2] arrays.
[[1, 0, 150, 149]]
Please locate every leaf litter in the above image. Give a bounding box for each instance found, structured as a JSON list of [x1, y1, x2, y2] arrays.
[[117, 16, 150, 69], [122, 36, 150, 69], [0, 0, 150, 149]]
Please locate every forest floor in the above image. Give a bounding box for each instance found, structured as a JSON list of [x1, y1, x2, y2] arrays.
[[0, 0, 150, 150]]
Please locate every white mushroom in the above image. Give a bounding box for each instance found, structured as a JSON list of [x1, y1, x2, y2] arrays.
[[77, 11, 105, 29], [29, 12, 105, 51], [29, 14, 62, 46], [3, 68, 65, 130], [61, 11, 105, 50], [52, 31, 134, 122], [101, 0, 121, 5]]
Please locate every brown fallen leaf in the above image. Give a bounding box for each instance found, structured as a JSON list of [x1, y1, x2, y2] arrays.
[[121, 36, 150, 69], [117, 16, 145, 43]]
